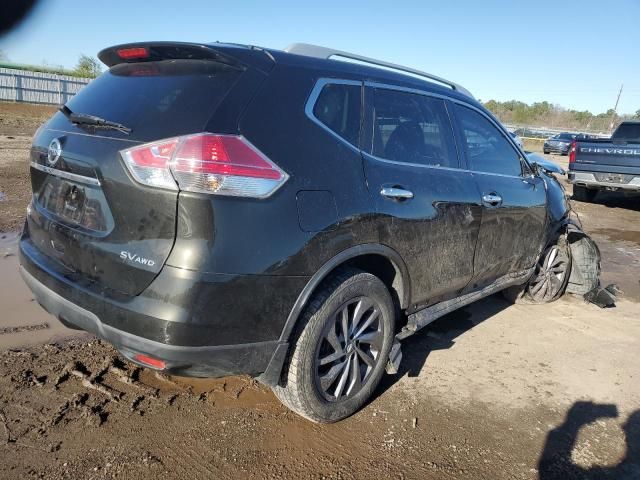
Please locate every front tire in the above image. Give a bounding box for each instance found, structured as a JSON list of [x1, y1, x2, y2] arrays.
[[273, 269, 395, 423], [503, 238, 571, 304]]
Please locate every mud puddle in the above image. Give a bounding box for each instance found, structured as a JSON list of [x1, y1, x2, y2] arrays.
[[588, 229, 640, 302], [591, 227, 640, 246], [0, 232, 83, 349]]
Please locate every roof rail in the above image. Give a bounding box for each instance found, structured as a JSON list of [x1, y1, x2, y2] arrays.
[[284, 43, 473, 99]]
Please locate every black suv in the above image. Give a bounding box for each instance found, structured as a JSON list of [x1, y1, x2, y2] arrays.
[[20, 42, 575, 422]]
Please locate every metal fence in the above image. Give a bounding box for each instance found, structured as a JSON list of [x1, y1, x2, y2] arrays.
[[504, 123, 610, 140], [0, 67, 91, 105]]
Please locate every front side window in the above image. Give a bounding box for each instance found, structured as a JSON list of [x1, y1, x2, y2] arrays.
[[454, 104, 522, 176], [372, 89, 458, 168], [312, 83, 362, 146]]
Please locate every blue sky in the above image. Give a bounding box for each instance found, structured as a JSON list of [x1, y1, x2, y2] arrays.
[[1, 0, 639, 114]]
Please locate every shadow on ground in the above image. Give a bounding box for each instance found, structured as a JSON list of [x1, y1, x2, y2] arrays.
[[376, 293, 512, 397], [579, 190, 640, 212], [539, 402, 640, 480], [372, 292, 640, 479]]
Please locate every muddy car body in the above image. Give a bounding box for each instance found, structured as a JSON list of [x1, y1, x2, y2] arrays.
[[20, 42, 580, 422]]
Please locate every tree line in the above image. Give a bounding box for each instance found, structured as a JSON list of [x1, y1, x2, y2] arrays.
[[0, 50, 102, 79], [483, 99, 640, 133]]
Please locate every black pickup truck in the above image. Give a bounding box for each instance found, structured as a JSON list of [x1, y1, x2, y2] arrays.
[[569, 121, 640, 202]]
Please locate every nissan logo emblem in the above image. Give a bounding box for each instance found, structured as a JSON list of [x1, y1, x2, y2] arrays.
[[47, 138, 62, 166]]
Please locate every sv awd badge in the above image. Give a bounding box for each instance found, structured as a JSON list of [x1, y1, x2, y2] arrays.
[[120, 251, 156, 267]]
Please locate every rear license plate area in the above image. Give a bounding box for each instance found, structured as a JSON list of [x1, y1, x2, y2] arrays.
[[35, 176, 113, 233], [595, 173, 631, 184]]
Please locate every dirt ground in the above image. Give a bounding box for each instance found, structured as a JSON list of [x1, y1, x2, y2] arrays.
[[0, 102, 55, 232], [1, 102, 639, 479]]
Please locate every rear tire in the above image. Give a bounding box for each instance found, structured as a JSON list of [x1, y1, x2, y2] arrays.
[[573, 185, 597, 203], [273, 269, 395, 423]]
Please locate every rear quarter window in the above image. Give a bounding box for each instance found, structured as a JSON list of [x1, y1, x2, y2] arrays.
[[311, 83, 362, 147]]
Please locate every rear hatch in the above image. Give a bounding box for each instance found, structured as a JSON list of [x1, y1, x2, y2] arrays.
[[25, 44, 256, 296]]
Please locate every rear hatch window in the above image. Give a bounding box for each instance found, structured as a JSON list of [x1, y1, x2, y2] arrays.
[[26, 59, 246, 296], [63, 60, 244, 142]]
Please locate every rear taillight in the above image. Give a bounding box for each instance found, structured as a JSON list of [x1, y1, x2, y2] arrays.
[[569, 140, 577, 163], [120, 133, 288, 198]]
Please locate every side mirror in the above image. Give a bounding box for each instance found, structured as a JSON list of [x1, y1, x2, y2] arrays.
[[526, 154, 566, 175], [530, 161, 543, 176]]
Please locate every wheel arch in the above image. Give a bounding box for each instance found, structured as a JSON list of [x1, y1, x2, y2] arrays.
[[257, 243, 410, 386], [281, 244, 410, 342], [546, 216, 581, 247]]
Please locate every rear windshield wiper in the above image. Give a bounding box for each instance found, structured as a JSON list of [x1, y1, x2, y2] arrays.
[[60, 106, 132, 135]]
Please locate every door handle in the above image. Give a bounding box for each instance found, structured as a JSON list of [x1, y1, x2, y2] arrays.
[[380, 187, 414, 201], [482, 193, 503, 206]]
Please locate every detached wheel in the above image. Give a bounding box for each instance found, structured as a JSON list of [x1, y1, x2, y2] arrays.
[[566, 232, 600, 295], [573, 185, 597, 203], [273, 269, 395, 423], [503, 239, 571, 304]]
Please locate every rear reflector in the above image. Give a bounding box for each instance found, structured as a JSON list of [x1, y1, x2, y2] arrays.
[[121, 133, 288, 198], [133, 354, 166, 370], [117, 47, 150, 60]]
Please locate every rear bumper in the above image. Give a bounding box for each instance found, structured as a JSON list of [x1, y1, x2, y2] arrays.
[[20, 266, 278, 377], [568, 170, 640, 192], [19, 237, 308, 378]]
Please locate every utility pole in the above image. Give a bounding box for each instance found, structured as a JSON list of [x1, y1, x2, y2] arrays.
[[609, 83, 623, 133]]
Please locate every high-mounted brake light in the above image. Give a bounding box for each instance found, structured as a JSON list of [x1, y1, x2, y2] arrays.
[[569, 140, 577, 163], [117, 47, 150, 60], [120, 134, 288, 198]]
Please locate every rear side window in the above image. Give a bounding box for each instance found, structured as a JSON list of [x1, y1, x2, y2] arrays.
[[612, 123, 640, 143], [454, 104, 522, 177], [372, 89, 458, 168], [64, 60, 244, 142], [312, 83, 362, 146]]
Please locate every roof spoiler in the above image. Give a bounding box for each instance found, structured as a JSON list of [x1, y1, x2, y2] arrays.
[[98, 42, 274, 72]]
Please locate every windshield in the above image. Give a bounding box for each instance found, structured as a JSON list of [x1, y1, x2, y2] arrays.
[[556, 133, 575, 140]]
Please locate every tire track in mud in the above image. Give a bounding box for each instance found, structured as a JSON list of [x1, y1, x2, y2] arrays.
[[0, 323, 50, 335]]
